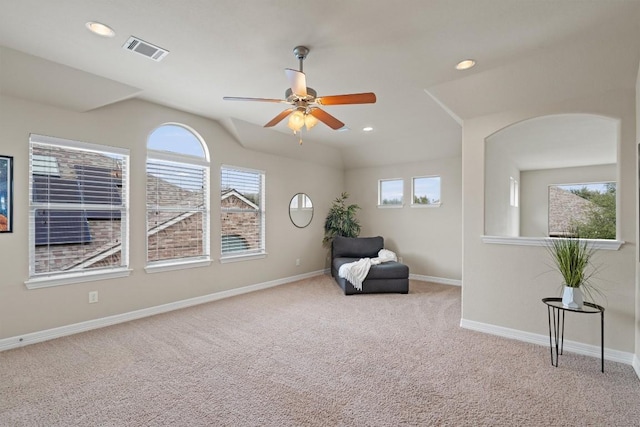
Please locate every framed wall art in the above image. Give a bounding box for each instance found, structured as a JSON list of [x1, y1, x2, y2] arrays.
[[0, 155, 13, 233]]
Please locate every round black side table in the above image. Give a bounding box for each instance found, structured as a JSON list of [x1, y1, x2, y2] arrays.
[[542, 297, 605, 372]]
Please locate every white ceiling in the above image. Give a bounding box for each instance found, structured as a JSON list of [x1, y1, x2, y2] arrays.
[[1, 0, 639, 169]]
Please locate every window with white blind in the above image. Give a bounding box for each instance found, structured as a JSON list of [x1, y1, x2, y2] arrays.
[[146, 124, 210, 271], [220, 165, 265, 260], [27, 134, 130, 288]]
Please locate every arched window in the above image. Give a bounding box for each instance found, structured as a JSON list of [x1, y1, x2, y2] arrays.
[[146, 124, 210, 270]]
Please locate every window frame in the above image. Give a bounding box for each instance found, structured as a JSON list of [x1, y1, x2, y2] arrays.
[[220, 164, 266, 263], [411, 175, 442, 208], [145, 124, 211, 273], [378, 178, 404, 208], [26, 134, 131, 289], [547, 181, 616, 239]]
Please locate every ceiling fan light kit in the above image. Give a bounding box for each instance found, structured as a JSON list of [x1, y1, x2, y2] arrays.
[[223, 45, 376, 144]]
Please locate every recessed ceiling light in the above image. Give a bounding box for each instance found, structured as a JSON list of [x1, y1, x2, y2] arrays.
[[363, 126, 374, 132], [455, 59, 476, 70], [85, 21, 115, 38]]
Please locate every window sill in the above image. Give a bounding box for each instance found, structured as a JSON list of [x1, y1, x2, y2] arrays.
[[25, 268, 132, 289], [220, 252, 267, 263], [145, 258, 212, 274], [377, 204, 404, 209], [481, 235, 624, 250], [411, 203, 441, 208]]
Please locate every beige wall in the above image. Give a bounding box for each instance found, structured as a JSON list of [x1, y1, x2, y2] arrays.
[[345, 156, 462, 281], [0, 94, 344, 339], [484, 142, 521, 237], [463, 88, 637, 353]]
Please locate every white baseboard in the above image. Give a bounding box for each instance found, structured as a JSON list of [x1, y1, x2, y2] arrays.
[[0, 269, 327, 352], [633, 354, 640, 379], [460, 318, 635, 366], [410, 273, 462, 287]]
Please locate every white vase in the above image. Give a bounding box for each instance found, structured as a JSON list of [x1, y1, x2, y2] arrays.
[[562, 286, 583, 309]]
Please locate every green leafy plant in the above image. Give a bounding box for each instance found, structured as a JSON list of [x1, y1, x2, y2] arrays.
[[546, 231, 603, 302], [323, 192, 361, 246], [569, 183, 616, 239]]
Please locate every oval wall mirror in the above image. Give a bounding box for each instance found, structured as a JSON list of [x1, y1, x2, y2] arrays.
[[289, 193, 313, 228]]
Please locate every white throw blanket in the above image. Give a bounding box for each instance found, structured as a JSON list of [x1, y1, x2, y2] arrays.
[[338, 249, 398, 291]]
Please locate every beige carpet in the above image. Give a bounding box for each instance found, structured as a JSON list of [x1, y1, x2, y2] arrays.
[[1, 276, 639, 426]]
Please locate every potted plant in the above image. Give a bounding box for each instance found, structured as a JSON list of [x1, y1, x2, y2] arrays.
[[546, 231, 601, 309], [323, 192, 361, 246]]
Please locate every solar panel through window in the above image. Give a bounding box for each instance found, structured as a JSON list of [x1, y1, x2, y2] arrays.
[[35, 209, 92, 245], [32, 176, 82, 203]]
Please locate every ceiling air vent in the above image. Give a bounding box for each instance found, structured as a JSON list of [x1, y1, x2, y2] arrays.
[[122, 36, 169, 62]]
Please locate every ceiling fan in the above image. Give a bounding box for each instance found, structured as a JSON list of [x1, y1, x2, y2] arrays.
[[223, 46, 376, 135]]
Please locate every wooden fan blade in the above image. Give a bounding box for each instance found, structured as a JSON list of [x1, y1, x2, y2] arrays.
[[285, 69, 307, 97], [223, 96, 288, 103], [309, 108, 345, 130], [316, 92, 377, 105], [264, 109, 294, 127]]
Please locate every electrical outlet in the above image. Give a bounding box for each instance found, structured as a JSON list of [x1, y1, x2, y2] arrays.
[[88, 291, 99, 304], [296, 258, 301, 266]]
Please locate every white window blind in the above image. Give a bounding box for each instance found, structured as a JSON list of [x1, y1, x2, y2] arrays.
[[32, 154, 60, 176], [145, 124, 210, 267], [221, 166, 265, 256], [28, 134, 129, 280], [146, 159, 209, 263]]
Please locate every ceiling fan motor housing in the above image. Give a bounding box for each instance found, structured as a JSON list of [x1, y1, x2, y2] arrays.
[[285, 87, 317, 103]]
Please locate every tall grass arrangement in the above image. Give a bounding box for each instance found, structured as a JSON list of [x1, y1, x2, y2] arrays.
[[546, 234, 603, 303]]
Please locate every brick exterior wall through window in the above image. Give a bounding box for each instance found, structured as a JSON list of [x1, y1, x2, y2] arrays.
[[221, 193, 260, 251]]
